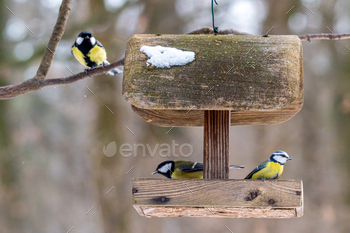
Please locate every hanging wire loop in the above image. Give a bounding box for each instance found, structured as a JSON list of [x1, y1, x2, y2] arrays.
[[211, 0, 219, 34]]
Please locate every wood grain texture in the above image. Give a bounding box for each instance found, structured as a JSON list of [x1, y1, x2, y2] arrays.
[[132, 179, 303, 218], [138, 206, 300, 218], [129, 53, 303, 126], [203, 110, 230, 179], [123, 34, 302, 111]]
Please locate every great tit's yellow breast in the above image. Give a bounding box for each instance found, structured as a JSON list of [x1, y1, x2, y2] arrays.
[[72, 46, 89, 67], [251, 162, 284, 180], [88, 43, 107, 66], [171, 169, 203, 179]]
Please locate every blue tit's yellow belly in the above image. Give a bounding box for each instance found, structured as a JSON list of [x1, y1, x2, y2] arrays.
[[88, 44, 107, 66], [251, 162, 284, 180], [171, 169, 203, 179]]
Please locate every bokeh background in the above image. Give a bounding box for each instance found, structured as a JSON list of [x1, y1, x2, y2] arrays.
[[0, 0, 350, 232]]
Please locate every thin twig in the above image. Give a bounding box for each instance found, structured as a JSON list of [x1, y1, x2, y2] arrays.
[[0, 59, 124, 100], [298, 33, 350, 42], [189, 28, 350, 42], [43, 59, 124, 86], [36, 0, 72, 79]]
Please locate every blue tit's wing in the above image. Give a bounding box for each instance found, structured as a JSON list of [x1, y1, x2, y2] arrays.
[[244, 160, 269, 179], [177, 161, 203, 172]]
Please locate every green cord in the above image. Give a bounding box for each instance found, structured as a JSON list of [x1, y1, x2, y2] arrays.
[[212, 0, 219, 34]]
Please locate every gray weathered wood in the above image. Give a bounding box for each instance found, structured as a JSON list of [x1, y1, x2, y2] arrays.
[[127, 35, 304, 126], [130, 78, 302, 125], [132, 179, 304, 218], [136, 206, 301, 218], [203, 110, 230, 179], [123, 34, 302, 111]]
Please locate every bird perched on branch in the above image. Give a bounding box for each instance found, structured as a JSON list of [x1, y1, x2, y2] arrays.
[[152, 160, 244, 179], [71, 31, 121, 76], [244, 151, 292, 180]]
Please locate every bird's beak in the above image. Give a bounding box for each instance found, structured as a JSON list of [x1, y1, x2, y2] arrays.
[[288, 157, 292, 160], [151, 170, 158, 175]]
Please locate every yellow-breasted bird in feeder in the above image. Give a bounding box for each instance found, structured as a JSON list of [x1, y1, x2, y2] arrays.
[[152, 160, 244, 179], [245, 151, 292, 180]]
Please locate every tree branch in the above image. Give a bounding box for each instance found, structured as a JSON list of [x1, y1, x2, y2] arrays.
[[1, 23, 350, 100], [298, 33, 350, 42], [191, 28, 350, 41], [42, 58, 124, 86], [0, 58, 124, 100], [36, 0, 72, 79]]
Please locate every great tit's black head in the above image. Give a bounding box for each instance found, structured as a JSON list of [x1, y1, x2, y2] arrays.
[[270, 150, 292, 165], [75, 31, 96, 47], [152, 160, 175, 179]]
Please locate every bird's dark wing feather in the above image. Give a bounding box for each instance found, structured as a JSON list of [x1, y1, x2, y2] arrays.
[[96, 41, 104, 48], [177, 162, 203, 172], [244, 160, 268, 179]]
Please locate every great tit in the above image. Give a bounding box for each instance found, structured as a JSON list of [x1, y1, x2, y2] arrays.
[[152, 160, 244, 179], [71, 31, 121, 76], [245, 150, 292, 180]]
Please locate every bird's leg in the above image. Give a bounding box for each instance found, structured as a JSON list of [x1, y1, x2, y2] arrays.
[[260, 177, 266, 182], [86, 64, 98, 78]]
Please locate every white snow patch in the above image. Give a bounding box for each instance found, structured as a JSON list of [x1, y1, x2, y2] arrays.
[[140, 45, 195, 68]]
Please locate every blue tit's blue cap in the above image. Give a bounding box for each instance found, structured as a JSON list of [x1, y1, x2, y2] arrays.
[[274, 150, 285, 154]]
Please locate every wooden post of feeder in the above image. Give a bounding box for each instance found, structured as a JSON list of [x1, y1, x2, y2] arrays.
[[203, 110, 231, 179], [124, 34, 304, 218]]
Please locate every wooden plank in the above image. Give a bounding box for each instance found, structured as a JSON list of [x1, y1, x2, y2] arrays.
[[137, 206, 301, 218], [132, 179, 303, 218], [133, 179, 302, 207], [203, 110, 230, 179], [130, 93, 302, 126], [129, 51, 303, 126], [123, 34, 302, 111]]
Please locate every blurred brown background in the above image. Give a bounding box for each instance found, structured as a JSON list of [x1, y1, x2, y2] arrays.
[[0, 0, 350, 232]]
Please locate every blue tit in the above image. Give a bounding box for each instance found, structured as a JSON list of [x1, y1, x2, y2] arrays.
[[245, 150, 292, 180], [71, 31, 121, 76], [152, 160, 244, 179]]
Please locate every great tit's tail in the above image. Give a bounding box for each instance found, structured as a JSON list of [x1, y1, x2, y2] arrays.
[[103, 60, 123, 76], [229, 165, 244, 169]]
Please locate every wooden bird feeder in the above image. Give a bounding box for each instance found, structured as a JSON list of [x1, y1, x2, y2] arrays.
[[123, 34, 304, 218]]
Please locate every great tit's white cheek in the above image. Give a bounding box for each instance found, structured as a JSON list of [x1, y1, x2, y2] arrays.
[[76, 37, 83, 45], [158, 163, 172, 173], [90, 37, 96, 46]]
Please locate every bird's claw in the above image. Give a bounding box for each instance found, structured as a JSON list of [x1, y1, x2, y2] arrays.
[[84, 69, 92, 78]]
